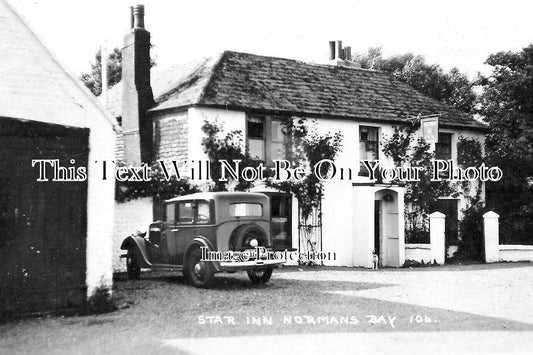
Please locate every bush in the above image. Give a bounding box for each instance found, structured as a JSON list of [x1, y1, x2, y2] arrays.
[[454, 203, 485, 261], [86, 285, 116, 314]]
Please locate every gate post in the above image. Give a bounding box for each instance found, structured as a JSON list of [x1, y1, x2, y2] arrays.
[[483, 211, 500, 263], [429, 211, 446, 264]]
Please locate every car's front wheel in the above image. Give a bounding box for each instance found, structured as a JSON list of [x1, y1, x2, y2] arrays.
[[247, 267, 273, 284], [126, 248, 141, 280], [187, 248, 214, 288]]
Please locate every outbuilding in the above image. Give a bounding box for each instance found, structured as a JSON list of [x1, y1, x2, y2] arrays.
[[0, 0, 117, 315]]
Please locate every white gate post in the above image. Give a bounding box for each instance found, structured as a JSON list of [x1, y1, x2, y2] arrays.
[[429, 211, 446, 264], [483, 211, 500, 263]]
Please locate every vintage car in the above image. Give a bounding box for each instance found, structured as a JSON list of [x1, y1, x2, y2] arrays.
[[120, 192, 285, 288]]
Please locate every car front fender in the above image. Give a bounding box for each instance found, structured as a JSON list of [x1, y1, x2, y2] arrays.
[[120, 235, 152, 268]]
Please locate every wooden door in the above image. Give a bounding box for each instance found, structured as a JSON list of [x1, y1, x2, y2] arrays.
[[0, 118, 89, 315]]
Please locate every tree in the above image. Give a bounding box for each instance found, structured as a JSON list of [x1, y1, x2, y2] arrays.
[[80, 46, 156, 96], [80, 48, 122, 96], [476, 45, 533, 245], [353, 47, 476, 113]]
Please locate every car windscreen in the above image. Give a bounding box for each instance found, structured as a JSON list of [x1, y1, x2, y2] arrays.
[[229, 203, 263, 217]]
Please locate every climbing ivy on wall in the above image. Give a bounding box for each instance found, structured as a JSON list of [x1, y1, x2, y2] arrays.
[[201, 120, 258, 192], [266, 118, 343, 221], [201, 118, 343, 222], [455, 135, 485, 261], [115, 161, 198, 204], [382, 118, 456, 243]]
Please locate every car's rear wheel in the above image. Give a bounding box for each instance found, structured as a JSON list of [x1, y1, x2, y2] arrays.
[[187, 248, 214, 288], [126, 248, 141, 280], [247, 267, 273, 284]]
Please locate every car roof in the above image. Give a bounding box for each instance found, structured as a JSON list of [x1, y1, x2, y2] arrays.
[[165, 191, 269, 204]]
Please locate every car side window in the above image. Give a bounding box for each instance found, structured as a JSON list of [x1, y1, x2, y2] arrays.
[[177, 202, 194, 224], [166, 203, 176, 224], [196, 201, 212, 224]]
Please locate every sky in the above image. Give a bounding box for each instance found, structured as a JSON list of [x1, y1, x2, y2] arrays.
[[10, 0, 533, 79]]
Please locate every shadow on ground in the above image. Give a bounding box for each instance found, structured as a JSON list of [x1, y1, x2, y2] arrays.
[[2, 265, 532, 354]]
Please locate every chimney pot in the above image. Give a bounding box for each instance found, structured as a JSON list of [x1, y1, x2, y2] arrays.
[[344, 46, 352, 61], [335, 40, 343, 60], [329, 41, 336, 60], [129, 6, 134, 28], [133, 4, 145, 28]]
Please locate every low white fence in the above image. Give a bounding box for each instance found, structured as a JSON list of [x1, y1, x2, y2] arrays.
[[405, 244, 432, 263], [404, 212, 446, 265], [484, 211, 533, 263]]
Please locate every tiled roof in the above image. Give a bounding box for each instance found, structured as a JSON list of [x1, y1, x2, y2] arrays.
[[107, 50, 486, 130]]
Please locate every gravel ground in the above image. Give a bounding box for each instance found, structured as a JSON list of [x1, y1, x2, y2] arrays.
[[0, 263, 532, 354]]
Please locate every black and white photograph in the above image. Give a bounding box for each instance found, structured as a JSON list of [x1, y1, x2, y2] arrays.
[[1, 0, 532, 354]]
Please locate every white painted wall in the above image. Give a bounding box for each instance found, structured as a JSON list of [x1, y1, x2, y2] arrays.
[[499, 246, 533, 262], [85, 111, 117, 297], [405, 244, 432, 263], [184, 107, 485, 268], [313, 118, 358, 266], [0, 0, 118, 297]]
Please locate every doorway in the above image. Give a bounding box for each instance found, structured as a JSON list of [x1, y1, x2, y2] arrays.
[[374, 200, 381, 266], [263, 192, 292, 250], [0, 118, 88, 315], [374, 189, 400, 267]]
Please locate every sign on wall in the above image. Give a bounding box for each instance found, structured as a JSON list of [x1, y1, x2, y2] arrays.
[[421, 116, 439, 144]]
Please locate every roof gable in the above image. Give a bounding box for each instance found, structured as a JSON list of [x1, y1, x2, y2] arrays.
[[0, 0, 117, 129]]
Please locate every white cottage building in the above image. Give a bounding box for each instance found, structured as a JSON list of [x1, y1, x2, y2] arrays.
[[0, 0, 117, 314], [108, 5, 486, 270]]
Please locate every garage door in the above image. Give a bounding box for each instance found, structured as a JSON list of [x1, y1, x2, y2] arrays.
[[0, 117, 89, 316]]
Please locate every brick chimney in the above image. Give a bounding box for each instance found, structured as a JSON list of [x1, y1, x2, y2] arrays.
[[121, 4, 154, 164]]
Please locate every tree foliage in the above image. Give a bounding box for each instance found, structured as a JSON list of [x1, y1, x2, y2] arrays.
[[476, 45, 533, 245], [455, 136, 485, 261], [80, 48, 122, 96], [80, 47, 156, 96], [353, 47, 476, 113]]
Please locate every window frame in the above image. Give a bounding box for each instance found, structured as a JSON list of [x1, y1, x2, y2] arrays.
[[228, 203, 264, 217], [435, 132, 453, 161], [246, 114, 287, 164], [358, 125, 380, 175], [169, 200, 215, 226]]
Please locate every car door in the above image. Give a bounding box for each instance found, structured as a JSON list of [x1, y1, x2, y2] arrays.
[[168, 200, 197, 265], [147, 202, 175, 264]]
